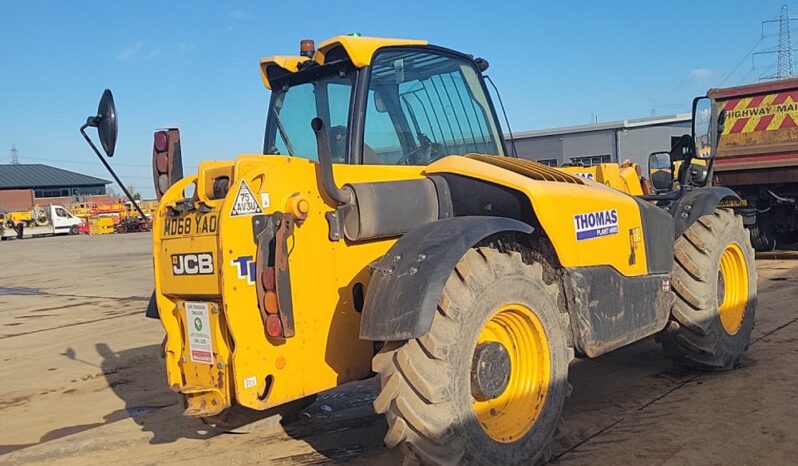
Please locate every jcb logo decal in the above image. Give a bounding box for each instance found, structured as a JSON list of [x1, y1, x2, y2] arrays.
[[172, 253, 214, 275]]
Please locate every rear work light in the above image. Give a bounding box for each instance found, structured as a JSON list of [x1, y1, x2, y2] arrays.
[[152, 128, 184, 199]]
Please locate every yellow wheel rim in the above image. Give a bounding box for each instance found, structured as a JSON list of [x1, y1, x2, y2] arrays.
[[472, 304, 550, 443], [718, 243, 749, 335]]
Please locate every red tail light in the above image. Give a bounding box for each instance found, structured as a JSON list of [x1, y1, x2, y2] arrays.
[[266, 314, 283, 337], [261, 267, 275, 290], [152, 128, 183, 199], [255, 217, 296, 339], [154, 130, 169, 152]]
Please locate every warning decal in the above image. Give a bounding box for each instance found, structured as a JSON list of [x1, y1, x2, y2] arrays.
[[185, 302, 214, 365], [230, 180, 263, 217]]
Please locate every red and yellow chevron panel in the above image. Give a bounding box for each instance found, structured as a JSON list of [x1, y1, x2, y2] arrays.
[[723, 91, 798, 134]]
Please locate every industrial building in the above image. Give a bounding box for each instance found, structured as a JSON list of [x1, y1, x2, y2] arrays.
[[0, 164, 111, 211], [509, 113, 692, 168]]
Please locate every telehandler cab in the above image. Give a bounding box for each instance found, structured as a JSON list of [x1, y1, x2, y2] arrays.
[[82, 35, 756, 465]]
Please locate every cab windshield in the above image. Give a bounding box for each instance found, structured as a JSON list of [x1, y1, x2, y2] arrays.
[[263, 48, 503, 165], [363, 49, 503, 165]]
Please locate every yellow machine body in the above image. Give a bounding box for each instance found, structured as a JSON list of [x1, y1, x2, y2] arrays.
[[558, 162, 645, 196], [89, 216, 115, 235], [154, 157, 426, 413], [154, 155, 653, 415], [151, 34, 672, 417]]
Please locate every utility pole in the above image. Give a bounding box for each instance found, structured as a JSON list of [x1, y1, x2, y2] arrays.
[[10, 145, 19, 164], [755, 5, 797, 81]]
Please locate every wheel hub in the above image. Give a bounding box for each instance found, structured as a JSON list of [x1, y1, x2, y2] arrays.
[[472, 304, 550, 443], [471, 341, 511, 401], [718, 243, 749, 335]]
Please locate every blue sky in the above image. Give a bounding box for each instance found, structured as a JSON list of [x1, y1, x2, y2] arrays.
[[0, 0, 795, 197]]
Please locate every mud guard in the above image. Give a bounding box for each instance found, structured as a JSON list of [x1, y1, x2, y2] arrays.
[[671, 187, 739, 237], [145, 291, 159, 319], [359, 216, 533, 341]]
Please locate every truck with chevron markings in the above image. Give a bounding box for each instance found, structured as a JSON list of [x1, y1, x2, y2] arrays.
[[711, 78, 798, 250]]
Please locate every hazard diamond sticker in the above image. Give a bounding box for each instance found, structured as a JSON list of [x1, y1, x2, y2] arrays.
[[230, 180, 263, 217]]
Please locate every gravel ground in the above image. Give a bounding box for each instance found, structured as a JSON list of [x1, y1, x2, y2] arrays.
[[1, 233, 796, 465]]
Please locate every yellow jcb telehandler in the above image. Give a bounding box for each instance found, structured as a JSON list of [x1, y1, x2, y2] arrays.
[[82, 35, 756, 465]]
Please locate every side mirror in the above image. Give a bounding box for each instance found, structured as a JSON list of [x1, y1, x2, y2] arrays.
[[80, 90, 147, 219], [692, 96, 713, 160], [85, 90, 118, 157], [648, 151, 673, 193]]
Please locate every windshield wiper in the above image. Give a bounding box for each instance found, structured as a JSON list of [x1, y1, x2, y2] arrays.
[[272, 107, 296, 156]]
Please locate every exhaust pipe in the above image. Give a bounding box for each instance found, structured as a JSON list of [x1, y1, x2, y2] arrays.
[[311, 117, 353, 205]]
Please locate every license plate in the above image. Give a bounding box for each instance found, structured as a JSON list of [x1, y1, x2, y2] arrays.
[[163, 213, 219, 237], [184, 302, 214, 365]]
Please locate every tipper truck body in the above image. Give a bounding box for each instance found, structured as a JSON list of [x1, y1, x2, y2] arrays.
[[710, 78, 798, 249]]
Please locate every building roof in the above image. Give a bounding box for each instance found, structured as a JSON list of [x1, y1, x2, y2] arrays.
[[0, 164, 111, 190], [511, 113, 692, 139]]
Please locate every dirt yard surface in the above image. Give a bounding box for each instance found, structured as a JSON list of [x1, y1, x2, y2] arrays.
[[1, 233, 796, 465]]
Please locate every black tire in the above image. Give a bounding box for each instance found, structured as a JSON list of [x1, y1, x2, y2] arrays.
[[201, 394, 317, 434], [69, 225, 79, 235], [749, 223, 776, 252], [659, 209, 757, 370], [373, 248, 572, 465]]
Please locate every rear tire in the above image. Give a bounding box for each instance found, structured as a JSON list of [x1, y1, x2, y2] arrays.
[[660, 209, 757, 370], [373, 248, 572, 465], [201, 395, 316, 434]]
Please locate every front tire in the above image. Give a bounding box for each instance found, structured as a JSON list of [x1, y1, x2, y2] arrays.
[[373, 248, 572, 465], [660, 209, 757, 370]]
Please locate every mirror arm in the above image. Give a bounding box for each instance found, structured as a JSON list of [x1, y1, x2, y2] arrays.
[[639, 190, 682, 202], [80, 123, 147, 219], [678, 152, 693, 187]]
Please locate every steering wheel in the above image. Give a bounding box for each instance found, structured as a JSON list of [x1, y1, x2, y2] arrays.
[[395, 135, 444, 165]]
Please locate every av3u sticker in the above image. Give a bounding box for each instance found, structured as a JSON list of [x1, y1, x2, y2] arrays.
[[230, 180, 263, 217], [574, 209, 619, 241]]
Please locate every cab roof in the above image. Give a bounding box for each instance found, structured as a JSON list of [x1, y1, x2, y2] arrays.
[[259, 35, 428, 89]]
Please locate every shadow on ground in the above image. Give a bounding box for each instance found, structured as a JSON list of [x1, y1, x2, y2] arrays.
[[93, 342, 219, 444]]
